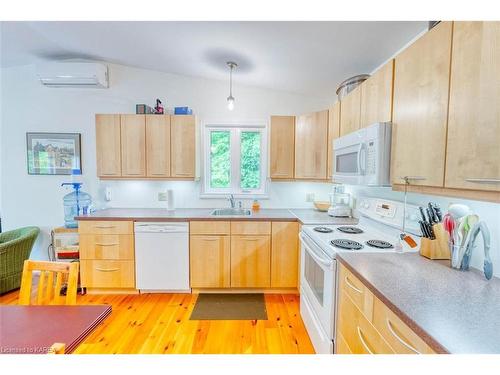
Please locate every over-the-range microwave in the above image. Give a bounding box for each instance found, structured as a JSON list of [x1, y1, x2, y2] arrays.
[[333, 122, 392, 186]]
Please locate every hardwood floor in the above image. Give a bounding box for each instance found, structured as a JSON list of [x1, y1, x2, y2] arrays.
[[0, 290, 315, 354]]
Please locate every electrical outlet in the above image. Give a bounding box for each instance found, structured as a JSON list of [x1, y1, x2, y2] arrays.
[[158, 192, 168, 201], [306, 193, 315, 202]]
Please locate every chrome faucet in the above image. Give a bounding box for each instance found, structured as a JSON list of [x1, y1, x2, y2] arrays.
[[228, 194, 236, 208]]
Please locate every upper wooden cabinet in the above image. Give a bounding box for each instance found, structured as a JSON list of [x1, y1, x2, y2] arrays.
[[120, 115, 146, 177], [445, 21, 500, 193], [360, 60, 394, 128], [270, 116, 295, 179], [171, 115, 196, 178], [146, 115, 171, 177], [327, 102, 341, 180], [391, 21, 453, 187], [96, 114, 121, 177], [295, 110, 329, 180], [339, 85, 361, 136]]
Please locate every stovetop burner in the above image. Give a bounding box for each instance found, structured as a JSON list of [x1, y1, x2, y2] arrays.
[[337, 226, 364, 234], [330, 239, 364, 250], [366, 240, 394, 249], [313, 226, 333, 233]]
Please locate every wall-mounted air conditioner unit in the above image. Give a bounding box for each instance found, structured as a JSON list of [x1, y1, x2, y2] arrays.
[[36, 62, 109, 88]]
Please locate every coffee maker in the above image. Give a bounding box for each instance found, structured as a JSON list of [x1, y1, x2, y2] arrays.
[[328, 184, 352, 217]]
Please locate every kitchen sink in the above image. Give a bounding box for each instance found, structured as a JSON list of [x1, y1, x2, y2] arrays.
[[210, 208, 252, 216]]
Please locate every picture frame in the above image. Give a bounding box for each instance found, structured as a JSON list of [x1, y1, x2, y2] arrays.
[[26, 132, 82, 175]]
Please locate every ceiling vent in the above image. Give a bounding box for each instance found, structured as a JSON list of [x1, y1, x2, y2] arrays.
[[36, 62, 109, 88]]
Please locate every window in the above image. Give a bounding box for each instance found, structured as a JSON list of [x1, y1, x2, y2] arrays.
[[203, 123, 268, 196]]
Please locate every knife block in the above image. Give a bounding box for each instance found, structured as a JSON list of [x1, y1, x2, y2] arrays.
[[420, 223, 451, 260]]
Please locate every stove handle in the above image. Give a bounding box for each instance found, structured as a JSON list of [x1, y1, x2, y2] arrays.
[[299, 233, 332, 268]]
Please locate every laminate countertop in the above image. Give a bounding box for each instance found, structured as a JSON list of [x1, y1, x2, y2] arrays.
[[336, 252, 500, 353], [76, 208, 357, 225]]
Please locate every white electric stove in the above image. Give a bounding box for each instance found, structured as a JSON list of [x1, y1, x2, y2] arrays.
[[299, 197, 422, 354]]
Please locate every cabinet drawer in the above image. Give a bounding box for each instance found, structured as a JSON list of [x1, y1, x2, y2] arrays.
[[338, 291, 394, 354], [79, 234, 134, 260], [190, 221, 230, 235], [339, 265, 374, 320], [78, 221, 133, 235], [231, 221, 271, 235], [373, 297, 435, 354], [80, 260, 135, 288]]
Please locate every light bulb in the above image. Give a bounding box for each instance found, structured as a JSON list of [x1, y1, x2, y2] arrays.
[[227, 96, 235, 111]]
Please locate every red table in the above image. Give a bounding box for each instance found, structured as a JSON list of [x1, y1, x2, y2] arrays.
[[0, 305, 112, 354]]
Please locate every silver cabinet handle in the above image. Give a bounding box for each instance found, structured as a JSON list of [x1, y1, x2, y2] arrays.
[[201, 238, 218, 241], [465, 178, 500, 184], [357, 326, 374, 354], [95, 243, 119, 246], [95, 267, 119, 272], [385, 318, 420, 354], [401, 176, 426, 182], [344, 276, 363, 294], [94, 225, 116, 229], [174, 173, 192, 176], [243, 238, 259, 241]]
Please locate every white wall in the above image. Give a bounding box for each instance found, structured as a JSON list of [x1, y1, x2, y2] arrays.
[[0, 62, 332, 259], [346, 186, 500, 278]]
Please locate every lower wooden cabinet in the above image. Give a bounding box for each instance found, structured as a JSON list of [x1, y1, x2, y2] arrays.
[[230, 235, 271, 288], [271, 222, 299, 288], [80, 260, 135, 288], [190, 235, 230, 288], [336, 263, 435, 354]]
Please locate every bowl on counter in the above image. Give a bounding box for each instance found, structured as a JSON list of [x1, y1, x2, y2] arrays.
[[313, 201, 330, 212]]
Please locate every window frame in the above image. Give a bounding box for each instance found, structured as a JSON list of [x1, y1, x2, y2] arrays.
[[201, 121, 268, 198]]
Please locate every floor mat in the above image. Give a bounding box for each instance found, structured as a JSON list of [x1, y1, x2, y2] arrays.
[[190, 293, 268, 320]]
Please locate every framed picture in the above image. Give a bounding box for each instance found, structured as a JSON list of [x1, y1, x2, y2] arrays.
[[26, 132, 82, 175]]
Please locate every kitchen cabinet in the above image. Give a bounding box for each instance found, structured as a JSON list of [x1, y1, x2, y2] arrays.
[[360, 59, 394, 128], [339, 85, 361, 136], [295, 110, 329, 180], [270, 116, 295, 179], [336, 263, 435, 354], [445, 21, 500, 193], [230, 235, 271, 288], [96, 114, 121, 177], [391, 21, 452, 187], [171, 115, 196, 178], [146, 115, 171, 177], [120, 114, 146, 177], [271, 221, 298, 288], [327, 102, 341, 180], [190, 235, 231, 288], [78, 221, 136, 292]]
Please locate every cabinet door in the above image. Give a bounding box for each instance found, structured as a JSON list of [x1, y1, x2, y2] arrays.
[[96, 114, 121, 177], [327, 102, 341, 180], [294, 110, 328, 180], [190, 235, 230, 288], [231, 235, 271, 288], [271, 222, 299, 288], [360, 59, 394, 128], [391, 21, 452, 187], [171, 115, 195, 178], [445, 21, 500, 192], [121, 114, 146, 177], [339, 86, 361, 136], [146, 115, 171, 177], [270, 116, 295, 179]]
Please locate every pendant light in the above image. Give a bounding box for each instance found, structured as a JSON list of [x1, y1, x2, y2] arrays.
[[226, 61, 237, 111]]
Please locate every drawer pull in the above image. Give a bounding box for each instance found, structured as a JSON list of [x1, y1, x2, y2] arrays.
[[95, 267, 120, 272], [357, 326, 374, 354], [465, 178, 500, 184], [95, 243, 119, 246], [243, 238, 260, 241], [201, 238, 218, 241], [344, 276, 363, 294], [94, 225, 116, 229], [386, 318, 420, 354], [174, 173, 192, 176]]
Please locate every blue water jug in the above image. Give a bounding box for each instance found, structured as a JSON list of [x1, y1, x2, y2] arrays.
[[62, 182, 92, 228]]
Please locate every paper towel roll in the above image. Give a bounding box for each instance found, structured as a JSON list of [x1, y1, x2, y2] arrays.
[[167, 189, 175, 211]]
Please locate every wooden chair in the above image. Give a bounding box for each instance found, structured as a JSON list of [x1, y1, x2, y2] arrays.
[[19, 260, 79, 305]]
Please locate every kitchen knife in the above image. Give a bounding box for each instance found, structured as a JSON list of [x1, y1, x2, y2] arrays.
[[419, 220, 428, 238], [419, 207, 428, 223], [426, 207, 435, 225], [432, 203, 443, 222], [427, 203, 438, 223]]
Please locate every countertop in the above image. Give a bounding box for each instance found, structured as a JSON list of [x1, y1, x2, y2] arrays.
[[76, 207, 357, 225], [336, 252, 500, 354]]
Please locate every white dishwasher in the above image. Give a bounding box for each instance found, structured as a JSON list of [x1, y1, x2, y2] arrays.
[[134, 222, 190, 292]]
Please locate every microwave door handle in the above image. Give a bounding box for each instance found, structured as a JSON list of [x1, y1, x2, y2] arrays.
[[357, 143, 366, 175]]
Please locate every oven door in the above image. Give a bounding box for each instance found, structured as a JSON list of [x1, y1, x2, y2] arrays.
[[299, 232, 337, 341], [333, 141, 367, 185]]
